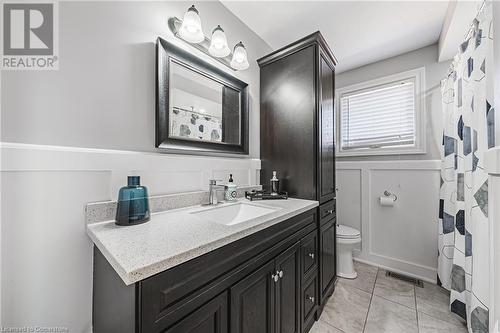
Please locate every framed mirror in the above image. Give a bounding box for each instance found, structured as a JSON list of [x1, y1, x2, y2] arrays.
[[156, 37, 249, 154]]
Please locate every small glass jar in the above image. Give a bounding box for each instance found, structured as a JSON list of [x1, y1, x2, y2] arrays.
[[115, 176, 150, 226]]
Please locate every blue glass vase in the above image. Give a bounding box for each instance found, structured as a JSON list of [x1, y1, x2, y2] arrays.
[[115, 176, 150, 226]]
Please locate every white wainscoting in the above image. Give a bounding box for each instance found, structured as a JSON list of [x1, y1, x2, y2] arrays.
[[0, 142, 261, 332], [337, 160, 441, 283]]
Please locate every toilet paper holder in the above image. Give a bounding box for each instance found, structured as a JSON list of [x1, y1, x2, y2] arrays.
[[383, 190, 398, 202]]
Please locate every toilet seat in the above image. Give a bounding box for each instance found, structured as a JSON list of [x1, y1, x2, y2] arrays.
[[337, 225, 360, 239]]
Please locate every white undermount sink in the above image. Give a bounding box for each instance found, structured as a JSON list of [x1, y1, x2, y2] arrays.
[[191, 202, 278, 226]]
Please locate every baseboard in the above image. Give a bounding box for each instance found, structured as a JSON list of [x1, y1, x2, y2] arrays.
[[353, 256, 437, 284]]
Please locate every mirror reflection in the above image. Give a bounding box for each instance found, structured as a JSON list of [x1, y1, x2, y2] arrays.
[[169, 62, 241, 145]]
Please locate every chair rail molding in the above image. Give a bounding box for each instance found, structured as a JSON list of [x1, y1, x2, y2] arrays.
[[0, 142, 261, 198], [336, 159, 441, 282]]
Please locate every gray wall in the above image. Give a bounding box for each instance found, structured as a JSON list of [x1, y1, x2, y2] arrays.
[[1, 1, 271, 159], [336, 44, 451, 161]]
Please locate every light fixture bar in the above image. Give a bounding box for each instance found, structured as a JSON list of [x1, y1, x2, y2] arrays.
[[168, 17, 236, 71]]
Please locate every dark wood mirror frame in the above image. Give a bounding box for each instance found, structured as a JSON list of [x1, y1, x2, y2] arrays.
[[156, 37, 249, 155]]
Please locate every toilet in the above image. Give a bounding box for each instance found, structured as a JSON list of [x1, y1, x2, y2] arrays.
[[336, 224, 362, 279]]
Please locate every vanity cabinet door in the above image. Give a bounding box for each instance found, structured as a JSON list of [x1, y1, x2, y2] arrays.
[[275, 242, 301, 333], [318, 52, 336, 204], [319, 219, 336, 305], [231, 260, 276, 333], [163, 291, 228, 333]]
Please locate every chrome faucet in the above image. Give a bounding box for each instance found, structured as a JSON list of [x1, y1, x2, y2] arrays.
[[208, 179, 225, 205]]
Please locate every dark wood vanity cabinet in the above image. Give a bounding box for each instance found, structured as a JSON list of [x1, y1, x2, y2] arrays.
[[258, 31, 337, 317], [93, 209, 318, 333], [231, 242, 301, 333]]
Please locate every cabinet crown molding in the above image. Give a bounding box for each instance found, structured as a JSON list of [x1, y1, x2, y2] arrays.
[[257, 31, 338, 68]]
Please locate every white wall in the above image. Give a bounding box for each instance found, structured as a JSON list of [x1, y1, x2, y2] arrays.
[[0, 1, 271, 332], [488, 161, 500, 331], [335, 44, 448, 281]]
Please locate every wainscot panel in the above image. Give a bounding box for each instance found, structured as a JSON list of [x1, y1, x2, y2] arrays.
[[337, 160, 440, 282]]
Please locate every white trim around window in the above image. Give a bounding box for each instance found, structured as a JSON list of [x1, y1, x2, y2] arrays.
[[335, 67, 426, 157]]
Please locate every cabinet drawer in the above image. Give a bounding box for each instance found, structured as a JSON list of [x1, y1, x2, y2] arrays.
[[319, 201, 335, 225], [301, 230, 317, 279], [302, 275, 317, 325]]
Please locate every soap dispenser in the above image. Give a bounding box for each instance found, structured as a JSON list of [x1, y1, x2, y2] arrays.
[[270, 171, 280, 195], [225, 174, 238, 201]]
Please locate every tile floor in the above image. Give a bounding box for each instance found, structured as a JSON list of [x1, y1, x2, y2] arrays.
[[311, 261, 468, 333]]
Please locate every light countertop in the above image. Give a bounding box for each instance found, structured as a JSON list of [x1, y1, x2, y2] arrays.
[[87, 197, 318, 285]]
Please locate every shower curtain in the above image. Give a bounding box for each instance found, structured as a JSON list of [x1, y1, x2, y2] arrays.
[[438, 2, 494, 332]]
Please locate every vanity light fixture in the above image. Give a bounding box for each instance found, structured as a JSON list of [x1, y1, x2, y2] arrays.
[[168, 6, 250, 71], [208, 25, 231, 58], [179, 5, 204, 44], [230, 42, 249, 70]]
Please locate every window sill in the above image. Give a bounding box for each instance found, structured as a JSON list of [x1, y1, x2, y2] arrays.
[[336, 147, 427, 157]]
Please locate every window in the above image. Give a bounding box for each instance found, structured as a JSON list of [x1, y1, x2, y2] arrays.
[[336, 68, 425, 156]]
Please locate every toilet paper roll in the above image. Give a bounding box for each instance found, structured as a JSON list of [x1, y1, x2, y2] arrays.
[[379, 196, 395, 207]]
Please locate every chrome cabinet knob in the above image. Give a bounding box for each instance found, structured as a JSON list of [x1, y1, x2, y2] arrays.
[[308, 253, 315, 260], [327, 209, 333, 214], [271, 273, 279, 282], [278, 270, 283, 278], [307, 295, 315, 303]]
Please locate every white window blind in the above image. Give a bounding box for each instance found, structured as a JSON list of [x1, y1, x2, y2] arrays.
[[340, 80, 416, 150]]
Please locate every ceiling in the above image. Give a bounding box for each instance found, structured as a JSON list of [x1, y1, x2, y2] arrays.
[[221, 1, 451, 73]]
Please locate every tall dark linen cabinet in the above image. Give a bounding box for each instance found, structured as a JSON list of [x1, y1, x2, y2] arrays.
[[258, 32, 337, 315]]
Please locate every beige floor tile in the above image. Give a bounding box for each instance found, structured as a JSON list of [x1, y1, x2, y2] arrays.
[[320, 283, 371, 333], [337, 261, 378, 293], [415, 282, 466, 327], [310, 319, 344, 333], [364, 295, 418, 333], [373, 269, 416, 309], [418, 311, 468, 333]]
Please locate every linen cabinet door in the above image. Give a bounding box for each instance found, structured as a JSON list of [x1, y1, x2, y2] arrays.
[[163, 292, 228, 333], [275, 242, 301, 333], [319, 218, 336, 305], [318, 52, 336, 204], [230, 260, 276, 333]]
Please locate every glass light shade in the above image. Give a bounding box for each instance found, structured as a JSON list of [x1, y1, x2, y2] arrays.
[[230, 42, 249, 70], [209, 25, 230, 58], [179, 5, 204, 44]]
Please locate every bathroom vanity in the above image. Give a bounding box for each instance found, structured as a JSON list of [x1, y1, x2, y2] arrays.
[[90, 31, 337, 333], [89, 198, 324, 333]]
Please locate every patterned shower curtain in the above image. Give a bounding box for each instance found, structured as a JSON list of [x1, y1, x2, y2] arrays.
[[438, 2, 494, 332]]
